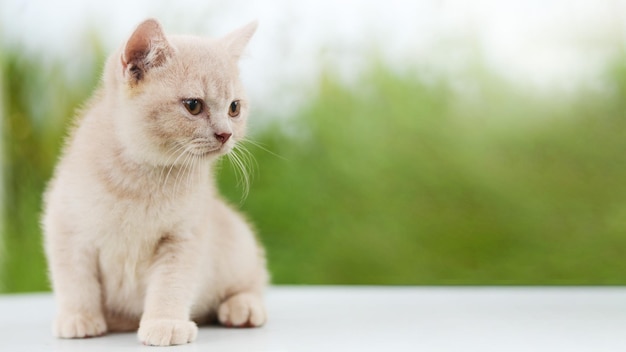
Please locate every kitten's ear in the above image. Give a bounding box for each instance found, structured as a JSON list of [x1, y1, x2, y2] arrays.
[[121, 19, 172, 84], [221, 21, 258, 60]]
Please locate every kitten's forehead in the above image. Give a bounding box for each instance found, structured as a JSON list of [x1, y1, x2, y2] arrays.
[[168, 35, 239, 98]]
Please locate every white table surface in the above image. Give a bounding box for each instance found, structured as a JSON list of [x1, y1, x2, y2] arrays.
[[1, 286, 626, 351]]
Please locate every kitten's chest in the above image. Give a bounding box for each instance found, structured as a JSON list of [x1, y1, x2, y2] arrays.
[[96, 202, 165, 269], [93, 193, 193, 275], [93, 174, 205, 235], [85, 161, 210, 302]]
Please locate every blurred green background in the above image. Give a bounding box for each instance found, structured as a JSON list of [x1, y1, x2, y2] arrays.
[[2, 3, 626, 292]]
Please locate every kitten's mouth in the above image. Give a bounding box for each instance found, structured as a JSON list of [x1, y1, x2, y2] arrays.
[[181, 138, 233, 158], [188, 147, 222, 157], [187, 144, 231, 158]]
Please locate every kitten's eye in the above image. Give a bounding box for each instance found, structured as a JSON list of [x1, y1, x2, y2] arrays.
[[183, 99, 203, 115], [228, 100, 241, 117]]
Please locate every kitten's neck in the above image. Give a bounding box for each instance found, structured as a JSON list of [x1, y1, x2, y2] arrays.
[[96, 141, 214, 200]]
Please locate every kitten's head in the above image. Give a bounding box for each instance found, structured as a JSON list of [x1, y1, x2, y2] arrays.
[[104, 19, 257, 166]]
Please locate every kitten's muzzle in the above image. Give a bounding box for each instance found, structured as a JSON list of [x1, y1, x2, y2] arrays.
[[185, 138, 225, 156]]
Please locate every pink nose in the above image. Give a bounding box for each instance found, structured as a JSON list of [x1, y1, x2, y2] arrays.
[[215, 132, 232, 144]]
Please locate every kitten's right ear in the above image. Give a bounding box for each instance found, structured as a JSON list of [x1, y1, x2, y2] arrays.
[[221, 21, 258, 60], [121, 19, 172, 84]]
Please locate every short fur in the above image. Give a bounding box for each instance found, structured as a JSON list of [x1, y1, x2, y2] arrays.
[[42, 19, 268, 346]]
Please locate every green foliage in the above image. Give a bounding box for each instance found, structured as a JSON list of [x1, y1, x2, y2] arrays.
[[2, 42, 626, 292], [0, 42, 103, 292], [220, 64, 626, 285]]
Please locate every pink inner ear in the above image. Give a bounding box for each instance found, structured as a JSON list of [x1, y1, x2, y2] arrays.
[[124, 20, 160, 65], [122, 19, 171, 82]]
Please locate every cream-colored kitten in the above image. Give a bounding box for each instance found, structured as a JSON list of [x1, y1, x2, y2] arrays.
[[41, 19, 268, 346]]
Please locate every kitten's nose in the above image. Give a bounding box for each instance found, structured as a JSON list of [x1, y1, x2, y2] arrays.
[[215, 132, 232, 144]]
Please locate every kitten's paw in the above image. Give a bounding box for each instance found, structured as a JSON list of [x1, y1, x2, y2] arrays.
[[53, 312, 107, 338], [138, 319, 198, 346], [218, 292, 267, 328]]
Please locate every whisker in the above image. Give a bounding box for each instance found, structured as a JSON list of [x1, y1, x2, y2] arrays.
[[174, 148, 194, 195], [233, 143, 257, 175], [158, 143, 187, 185], [186, 154, 199, 192], [162, 144, 189, 191], [241, 137, 287, 161], [227, 148, 251, 200]]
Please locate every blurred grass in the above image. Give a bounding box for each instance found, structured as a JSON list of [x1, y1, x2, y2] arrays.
[[0, 40, 104, 292], [2, 42, 626, 292]]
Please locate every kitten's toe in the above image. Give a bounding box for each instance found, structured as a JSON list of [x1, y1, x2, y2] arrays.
[[53, 312, 107, 338], [218, 292, 267, 328], [138, 319, 198, 346]]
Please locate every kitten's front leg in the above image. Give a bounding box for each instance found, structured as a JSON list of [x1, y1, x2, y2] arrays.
[[48, 241, 107, 338], [138, 235, 199, 346]]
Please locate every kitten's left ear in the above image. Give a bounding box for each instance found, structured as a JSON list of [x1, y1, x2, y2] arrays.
[[221, 21, 258, 60], [122, 19, 173, 84]]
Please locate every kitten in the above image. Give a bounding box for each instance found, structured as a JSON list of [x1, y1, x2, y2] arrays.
[[41, 18, 268, 346]]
